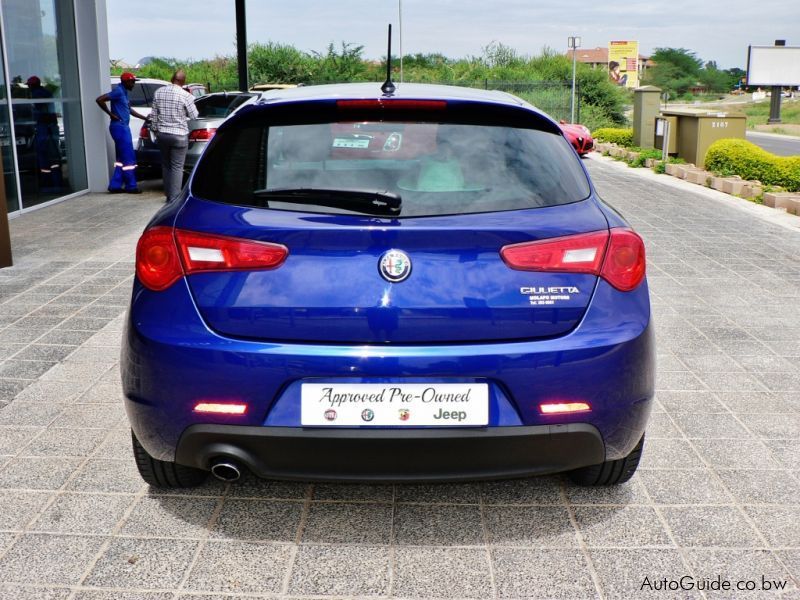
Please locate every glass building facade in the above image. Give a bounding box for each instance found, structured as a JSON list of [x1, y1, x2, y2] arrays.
[[1, 0, 104, 217]]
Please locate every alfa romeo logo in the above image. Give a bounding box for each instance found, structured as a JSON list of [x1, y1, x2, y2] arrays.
[[361, 409, 375, 422], [379, 250, 412, 283]]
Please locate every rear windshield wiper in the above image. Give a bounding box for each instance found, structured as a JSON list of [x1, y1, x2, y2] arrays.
[[253, 187, 401, 216]]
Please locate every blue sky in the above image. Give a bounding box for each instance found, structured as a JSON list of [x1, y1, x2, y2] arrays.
[[107, 0, 799, 70]]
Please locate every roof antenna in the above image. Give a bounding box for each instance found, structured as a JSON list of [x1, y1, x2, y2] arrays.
[[381, 24, 396, 96]]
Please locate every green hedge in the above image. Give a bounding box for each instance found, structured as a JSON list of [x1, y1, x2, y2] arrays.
[[705, 139, 800, 192], [593, 128, 633, 147]]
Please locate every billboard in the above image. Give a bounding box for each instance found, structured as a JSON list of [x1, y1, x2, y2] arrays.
[[608, 41, 639, 88], [746, 46, 800, 86]]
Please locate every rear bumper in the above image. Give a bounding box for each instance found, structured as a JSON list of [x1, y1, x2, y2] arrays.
[[176, 422, 605, 482], [123, 275, 655, 474]]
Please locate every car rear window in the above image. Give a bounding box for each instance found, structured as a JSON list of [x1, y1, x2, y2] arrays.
[[195, 94, 255, 118], [112, 82, 165, 107], [192, 108, 591, 217]]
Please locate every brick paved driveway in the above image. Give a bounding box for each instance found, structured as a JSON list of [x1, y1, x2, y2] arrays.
[[0, 160, 798, 599]]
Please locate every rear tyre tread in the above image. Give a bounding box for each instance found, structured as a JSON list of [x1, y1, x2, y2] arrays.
[[567, 434, 644, 486], [131, 430, 207, 488]]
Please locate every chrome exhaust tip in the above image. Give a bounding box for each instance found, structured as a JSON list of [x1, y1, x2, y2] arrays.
[[210, 460, 241, 482]]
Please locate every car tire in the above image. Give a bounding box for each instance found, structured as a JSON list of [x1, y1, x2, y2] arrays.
[[131, 430, 208, 488], [567, 434, 644, 486]]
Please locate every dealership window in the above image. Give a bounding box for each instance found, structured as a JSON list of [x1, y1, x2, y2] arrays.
[[1, 0, 87, 211], [0, 33, 19, 213]]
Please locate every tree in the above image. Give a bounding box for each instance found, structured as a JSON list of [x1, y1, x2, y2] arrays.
[[699, 61, 731, 94], [643, 47, 703, 96], [651, 48, 703, 76], [310, 42, 369, 83], [725, 67, 746, 90], [643, 48, 745, 97], [249, 42, 314, 84]]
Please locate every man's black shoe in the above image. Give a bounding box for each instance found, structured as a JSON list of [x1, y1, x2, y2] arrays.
[[107, 188, 124, 194]]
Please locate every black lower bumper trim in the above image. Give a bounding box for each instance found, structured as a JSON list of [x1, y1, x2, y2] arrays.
[[175, 423, 605, 482]]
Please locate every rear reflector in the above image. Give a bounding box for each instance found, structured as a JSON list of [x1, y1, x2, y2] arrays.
[[539, 402, 591, 414], [500, 228, 646, 292], [194, 402, 248, 415], [337, 99, 447, 111], [189, 128, 217, 141], [135, 227, 289, 291]]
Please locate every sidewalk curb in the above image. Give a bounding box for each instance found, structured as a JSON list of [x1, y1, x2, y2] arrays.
[[587, 153, 800, 234], [747, 130, 800, 141]]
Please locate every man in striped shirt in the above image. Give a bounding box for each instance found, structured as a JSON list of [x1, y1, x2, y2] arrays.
[[149, 70, 199, 202]]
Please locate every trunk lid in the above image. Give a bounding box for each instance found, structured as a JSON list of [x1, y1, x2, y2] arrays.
[[175, 197, 608, 344]]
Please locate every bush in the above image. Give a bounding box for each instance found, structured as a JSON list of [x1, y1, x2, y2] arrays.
[[579, 104, 620, 132], [593, 128, 634, 147], [627, 148, 663, 168], [705, 139, 800, 191]]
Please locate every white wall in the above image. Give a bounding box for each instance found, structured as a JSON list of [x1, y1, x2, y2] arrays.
[[75, 0, 112, 192]]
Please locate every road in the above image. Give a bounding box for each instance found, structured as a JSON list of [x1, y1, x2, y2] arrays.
[[0, 163, 798, 598], [746, 131, 800, 156]]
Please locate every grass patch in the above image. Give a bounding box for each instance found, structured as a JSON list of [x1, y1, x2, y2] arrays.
[[743, 99, 800, 128]]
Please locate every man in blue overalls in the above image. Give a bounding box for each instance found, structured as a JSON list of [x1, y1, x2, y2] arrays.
[[95, 72, 148, 193]]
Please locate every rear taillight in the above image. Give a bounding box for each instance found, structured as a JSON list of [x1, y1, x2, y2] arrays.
[[139, 125, 149, 139], [135, 227, 289, 291], [175, 230, 288, 274], [188, 128, 217, 141], [501, 228, 645, 292], [136, 227, 183, 291], [601, 229, 647, 292]]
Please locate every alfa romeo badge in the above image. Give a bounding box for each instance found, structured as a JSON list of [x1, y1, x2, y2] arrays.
[[379, 250, 412, 282]]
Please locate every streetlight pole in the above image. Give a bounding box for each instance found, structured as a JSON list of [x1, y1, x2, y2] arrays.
[[235, 0, 248, 91], [568, 36, 581, 123]]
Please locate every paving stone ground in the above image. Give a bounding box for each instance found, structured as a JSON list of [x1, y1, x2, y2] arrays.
[[0, 161, 798, 599]]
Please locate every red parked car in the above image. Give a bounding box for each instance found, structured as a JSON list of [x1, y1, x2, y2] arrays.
[[559, 121, 594, 156]]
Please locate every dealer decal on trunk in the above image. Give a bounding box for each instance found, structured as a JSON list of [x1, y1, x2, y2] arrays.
[[520, 286, 580, 306]]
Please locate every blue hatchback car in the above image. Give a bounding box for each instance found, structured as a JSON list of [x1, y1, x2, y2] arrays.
[[123, 83, 654, 488]]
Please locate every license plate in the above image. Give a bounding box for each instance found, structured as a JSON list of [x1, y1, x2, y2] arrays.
[[301, 383, 488, 426]]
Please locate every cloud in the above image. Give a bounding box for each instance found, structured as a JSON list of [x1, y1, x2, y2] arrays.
[[107, 0, 800, 69]]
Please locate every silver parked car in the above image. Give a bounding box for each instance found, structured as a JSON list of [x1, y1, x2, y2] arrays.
[[136, 91, 257, 177]]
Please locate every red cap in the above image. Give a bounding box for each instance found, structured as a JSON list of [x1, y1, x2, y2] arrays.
[[120, 72, 136, 82], [26, 75, 41, 86]]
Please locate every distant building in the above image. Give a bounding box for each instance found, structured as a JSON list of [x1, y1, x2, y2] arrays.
[[566, 47, 652, 78]]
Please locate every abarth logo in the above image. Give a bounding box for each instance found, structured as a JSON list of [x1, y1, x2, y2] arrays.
[[398, 409, 410, 421], [379, 250, 412, 282], [361, 409, 375, 422]]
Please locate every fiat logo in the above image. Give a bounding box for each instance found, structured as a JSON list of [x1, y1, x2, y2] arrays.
[[379, 250, 412, 282]]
